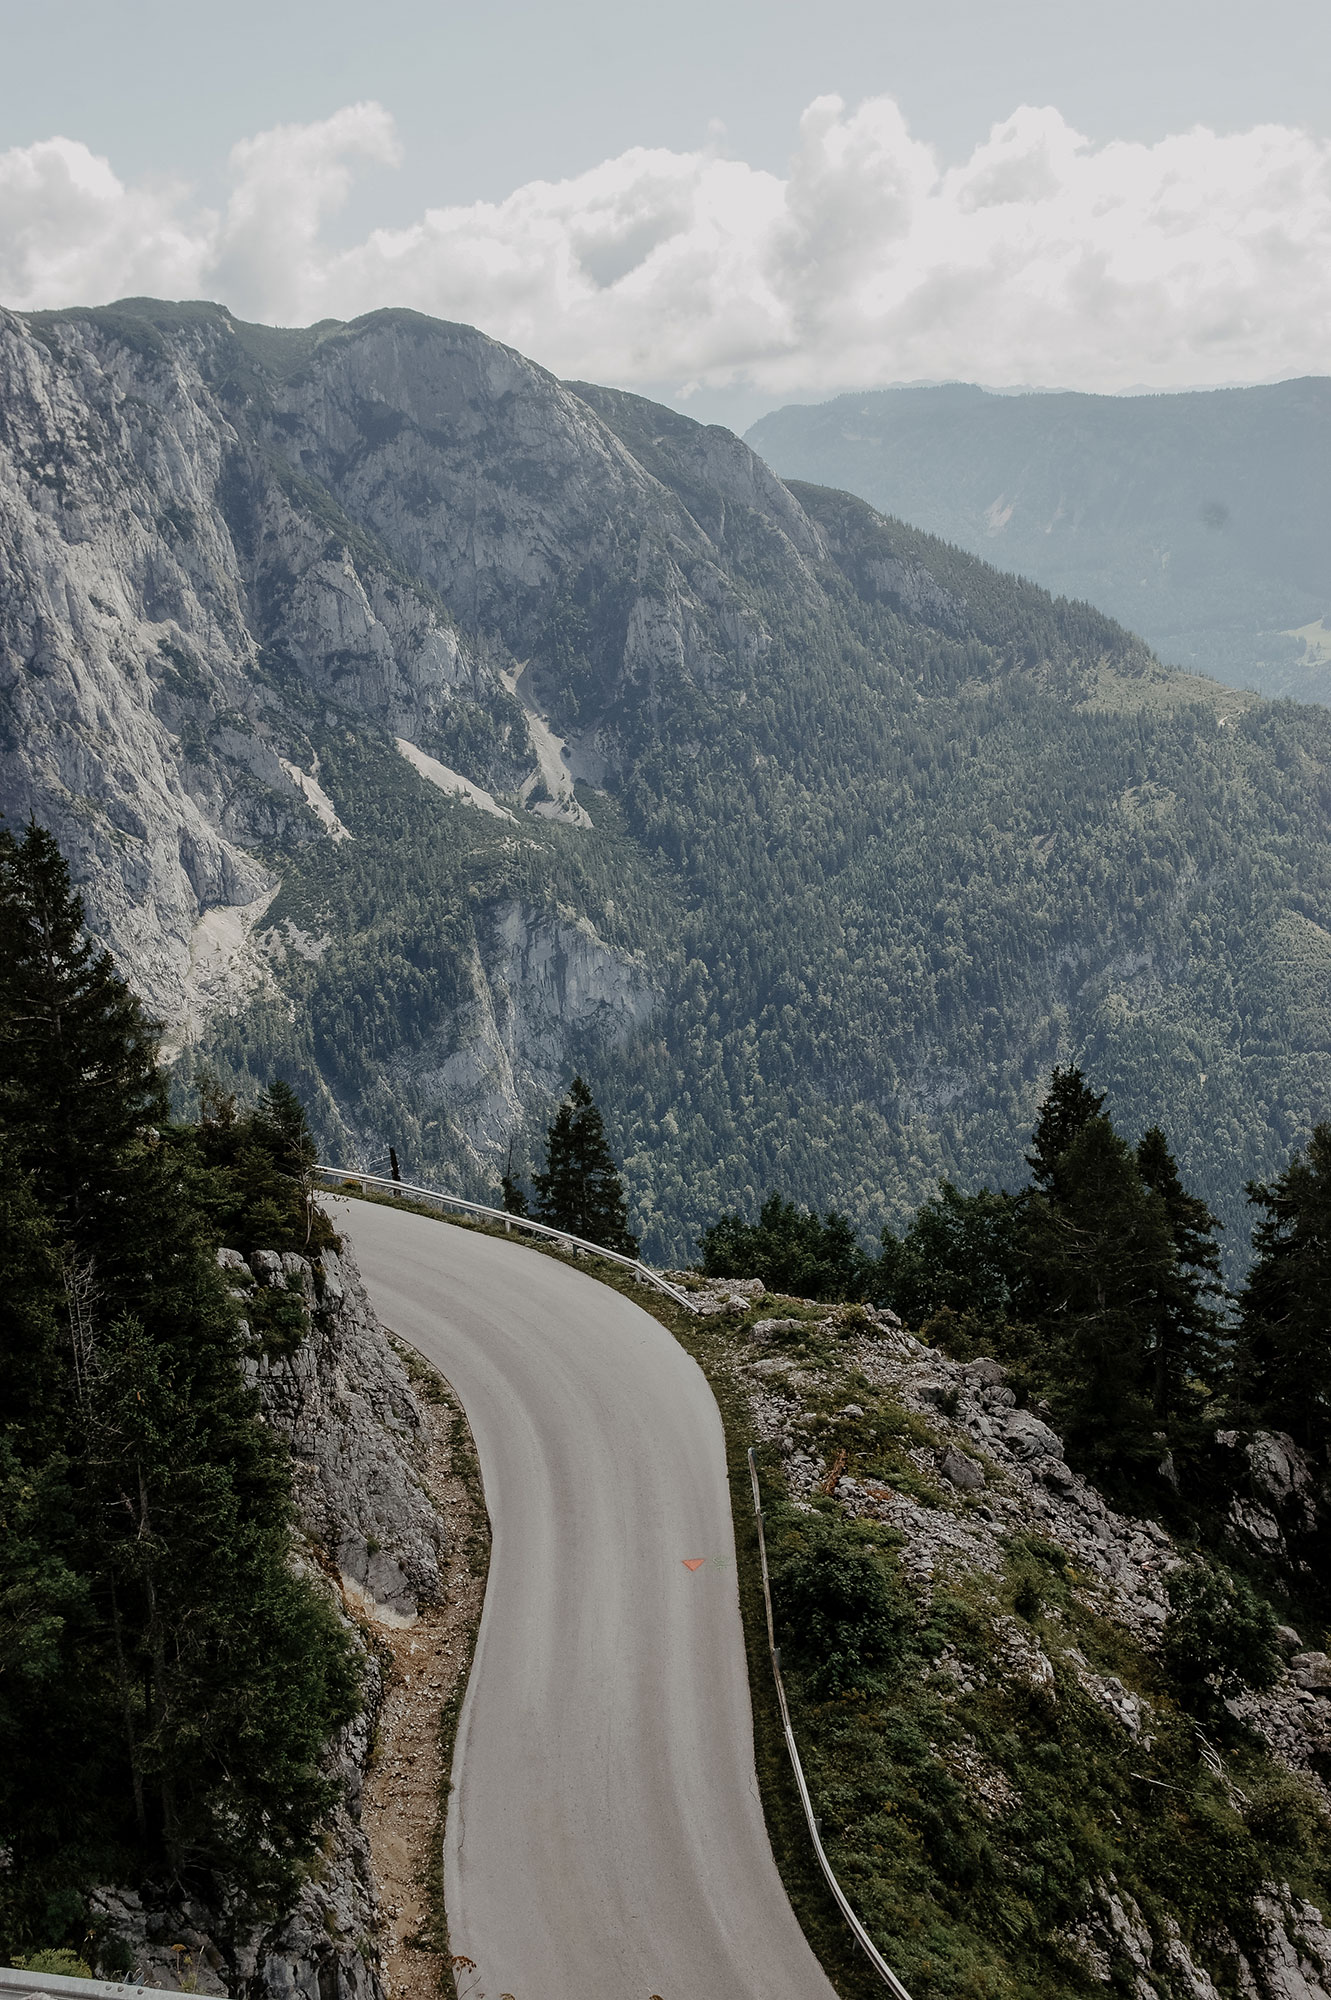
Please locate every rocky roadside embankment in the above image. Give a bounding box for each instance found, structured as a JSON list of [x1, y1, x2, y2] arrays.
[[90, 1235, 485, 2000], [671, 1272, 1331, 2000]]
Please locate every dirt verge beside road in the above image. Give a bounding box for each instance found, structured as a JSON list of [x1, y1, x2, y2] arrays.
[[362, 1346, 489, 2000]]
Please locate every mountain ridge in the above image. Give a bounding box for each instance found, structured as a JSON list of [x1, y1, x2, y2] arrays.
[[745, 377, 1331, 702], [4, 297, 1331, 1262]]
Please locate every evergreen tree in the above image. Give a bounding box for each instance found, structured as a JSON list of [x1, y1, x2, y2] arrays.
[[702, 1192, 875, 1301], [1136, 1126, 1226, 1421], [0, 830, 359, 1954], [191, 1076, 336, 1256], [532, 1078, 638, 1255], [1240, 1123, 1331, 1450], [0, 822, 164, 1250], [0, 1141, 96, 1867], [878, 1181, 1021, 1329], [1024, 1065, 1106, 1191], [500, 1141, 530, 1218], [1020, 1113, 1174, 1476]]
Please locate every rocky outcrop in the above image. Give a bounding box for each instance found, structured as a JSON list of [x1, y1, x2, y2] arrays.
[[670, 1271, 1331, 1999], [382, 900, 660, 1175], [228, 1244, 446, 1624], [1218, 1428, 1328, 1566], [90, 1232, 449, 1998]]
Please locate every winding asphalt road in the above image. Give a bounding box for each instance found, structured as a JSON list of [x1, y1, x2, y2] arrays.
[[331, 1198, 838, 2000]]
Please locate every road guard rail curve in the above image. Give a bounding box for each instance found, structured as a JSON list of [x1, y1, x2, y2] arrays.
[[317, 1167, 909, 1990], [316, 1166, 700, 1313], [748, 1447, 915, 1998]]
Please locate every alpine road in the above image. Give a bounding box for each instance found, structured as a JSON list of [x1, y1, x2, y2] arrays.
[[330, 1197, 840, 2000]]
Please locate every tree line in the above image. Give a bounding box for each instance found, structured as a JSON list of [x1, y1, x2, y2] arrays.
[[0, 824, 359, 1967], [702, 1065, 1331, 1502]]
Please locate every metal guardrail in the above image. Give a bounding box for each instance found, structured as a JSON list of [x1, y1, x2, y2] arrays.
[[317, 1166, 700, 1313], [0, 1971, 165, 2000], [747, 1448, 915, 1998]]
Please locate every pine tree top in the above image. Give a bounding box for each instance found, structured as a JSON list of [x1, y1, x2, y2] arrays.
[[532, 1076, 639, 1256]]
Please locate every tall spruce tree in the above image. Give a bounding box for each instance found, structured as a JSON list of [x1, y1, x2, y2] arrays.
[[0, 823, 164, 1245], [532, 1077, 638, 1255], [1025, 1065, 1106, 1191], [1021, 1112, 1174, 1475], [1136, 1126, 1226, 1421], [1240, 1124, 1331, 1451]]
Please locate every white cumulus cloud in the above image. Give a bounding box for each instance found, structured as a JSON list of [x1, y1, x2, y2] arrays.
[[2, 95, 1330, 401]]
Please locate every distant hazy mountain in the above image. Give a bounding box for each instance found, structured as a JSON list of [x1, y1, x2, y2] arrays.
[[7, 299, 1331, 1266], [746, 380, 1331, 703]]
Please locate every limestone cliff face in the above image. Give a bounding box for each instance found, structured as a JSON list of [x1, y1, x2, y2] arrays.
[[0, 305, 487, 1024], [375, 900, 661, 1175], [0, 301, 829, 1030], [0, 299, 843, 1181]]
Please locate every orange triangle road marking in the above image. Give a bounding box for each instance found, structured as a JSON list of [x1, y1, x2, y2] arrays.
[[682, 1557, 706, 1571]]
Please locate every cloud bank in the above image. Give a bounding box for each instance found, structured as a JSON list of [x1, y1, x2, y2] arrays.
[[3, 95, 1330, 401]]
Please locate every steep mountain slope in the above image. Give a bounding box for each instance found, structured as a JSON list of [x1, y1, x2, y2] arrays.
[[746, 380, 1331, 701], [5, 299, 1331, 1264]]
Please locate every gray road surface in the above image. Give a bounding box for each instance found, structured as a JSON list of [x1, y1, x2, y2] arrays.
[[331, 1198, 839, 2000]]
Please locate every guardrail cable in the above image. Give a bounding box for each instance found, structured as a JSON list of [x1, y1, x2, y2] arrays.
[[747, 1448, 915, 1998], [316, 1166, 700, 1313]]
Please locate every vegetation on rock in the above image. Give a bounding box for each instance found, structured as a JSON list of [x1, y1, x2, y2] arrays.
[[0, 825, 360, 1964]]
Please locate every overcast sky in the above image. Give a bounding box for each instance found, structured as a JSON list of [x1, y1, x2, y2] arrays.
[[3, 0, 1329, 427]]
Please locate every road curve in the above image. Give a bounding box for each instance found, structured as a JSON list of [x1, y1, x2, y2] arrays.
[[331, 1198, 838, 2000]]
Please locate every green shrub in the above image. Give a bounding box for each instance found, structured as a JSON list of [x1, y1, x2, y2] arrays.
[[771, 1518, 911, 1693], [1163, 1560, 1281, 1707], [14, 1951, 93, 1980], [701, 1193, 875, 1301]]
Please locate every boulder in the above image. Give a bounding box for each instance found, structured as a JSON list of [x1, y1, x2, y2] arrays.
[[1001, 1408, 1064, 1461], [939, 1446, 986, 1492]]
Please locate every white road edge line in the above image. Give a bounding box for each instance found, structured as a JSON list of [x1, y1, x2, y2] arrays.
[[747, 1447, 916, 1998]]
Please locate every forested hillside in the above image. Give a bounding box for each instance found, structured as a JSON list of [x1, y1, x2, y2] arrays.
[[5, 300, 1331, 1266], [746, 379, 1331, 702]]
